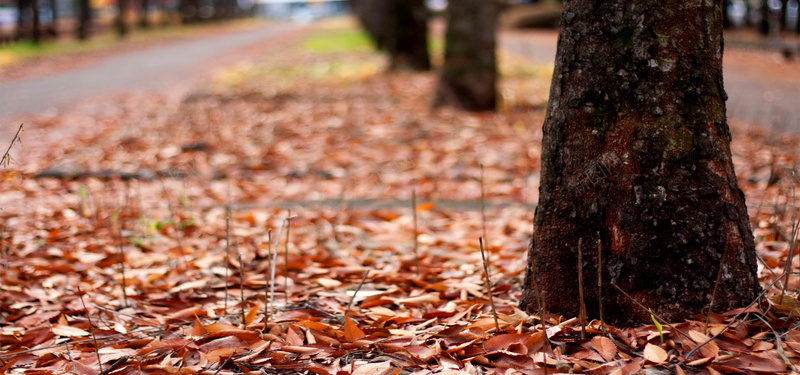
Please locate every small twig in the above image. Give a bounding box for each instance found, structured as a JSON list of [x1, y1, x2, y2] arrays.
[[264, 230, 272, 330], [597, 238, 606, 334], [412, 190, 420, 277], [753, 312, 796, 371], [480, 164, 489, 254], [236, 239, 245, 326], [284, 209, 292, 303], [610, 283, 698, 345], [92, 304, 160, 326], [77, 286, 103, 373], [159, 179, 188, 268], [1, 222, 8, 274], [1, 124, 23, 167], [479, 237, 500, 333], [270, 215, 293, 313], [343, 270, 370, 326], [781, 172, 798, 304], [212, 350, 236, 375], [114, 210, 129, 308], [64, 343, 77, 374], [224, 182, 232, 315], [577, 239, 586, 339], [100, 356, 128, 375]]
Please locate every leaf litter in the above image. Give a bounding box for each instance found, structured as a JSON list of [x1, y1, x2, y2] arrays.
[[1, 22, 799, 375]]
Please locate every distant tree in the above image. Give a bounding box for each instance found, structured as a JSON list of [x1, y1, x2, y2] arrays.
[[433, 0, 499, 111], [520, 0, 760, 326], [47, 0, 57, 37], [140, 0, 150, 28], [77, 0, 91, 40], [351, 0, 430, 71], [31, 0, 41, 43], [116, 0, 129, 37]]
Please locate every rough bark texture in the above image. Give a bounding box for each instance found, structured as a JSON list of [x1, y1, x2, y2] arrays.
[[433, 0, 499, 111], [520, 0, 760, 326]]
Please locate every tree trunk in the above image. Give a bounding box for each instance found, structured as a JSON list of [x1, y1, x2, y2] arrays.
[[16, 0, 28, 40], [349, 0, 390, 50], [77, 0, 91, 40], [116, 0, 128, 38], [386, 0, 430, 71], [433, 0, 498, 111], [140, 0, 150, 28], [48, 0, 57, 38], [31, 0, 40, 43], [520, 0, 760, 326]]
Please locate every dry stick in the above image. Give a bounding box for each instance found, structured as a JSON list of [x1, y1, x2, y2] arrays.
[[684, 277, 780, 361], [479, 237, 501, 333], [212, 350, 236, 375], [1, 223, 7, 274], [343, 270, 370, 326], [114, 213, 129, 308], [411, 190, 420, 277], [284, 209, 292, 303], [753, 312, 796, 371], [480, 164, 489, 255], [224, 199, 232, 316], [597, 239, 606, 334], [77, 286, 103, 374], [235, 239, 245, 327], [264, 229, 272, 330], [781, 172, 799, 304], [159, 179, 188, 268], [64, 343, 78, 374], [0, 124, 23, 167], [270, 216, 291, 314], [577, 239, 586, 339], [610, 283, 699, 345]]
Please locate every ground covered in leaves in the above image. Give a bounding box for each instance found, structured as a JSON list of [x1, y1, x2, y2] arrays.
[[1, 20, 799, 375]]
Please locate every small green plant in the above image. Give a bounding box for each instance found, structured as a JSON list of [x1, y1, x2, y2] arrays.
[[650, 309, 664, 343]]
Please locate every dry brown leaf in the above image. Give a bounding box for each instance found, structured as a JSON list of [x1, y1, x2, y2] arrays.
[[344, 315, 366, 342], [591, 336, 617, 362], [643, 343, 668, 364]]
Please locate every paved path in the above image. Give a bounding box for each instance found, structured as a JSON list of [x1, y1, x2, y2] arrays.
[[0, 22, 299, 125], [500, 30, 800, 135]]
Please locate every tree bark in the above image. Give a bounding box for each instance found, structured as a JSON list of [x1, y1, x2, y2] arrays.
[[349, 0, 391, 50], [386, 0, 430, 71], [520, 0, 760, 326], [433, 0, 499, 111], [77, 0, 91, 40]]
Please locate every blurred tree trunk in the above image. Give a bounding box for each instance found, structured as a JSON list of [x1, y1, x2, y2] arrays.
[[386, 0, 430, 71], [31, 0, 41, 43], [350, 0, 390, 49], [433, 0, 499, 111], [16, 0, 28, 40], [140, 0, 150, 28], [520, 0, 760, 326], [48, 0, 58, 38], [116, 0, 128, 37], [350, 0, 430, 71], [77, 0, 91, 40]]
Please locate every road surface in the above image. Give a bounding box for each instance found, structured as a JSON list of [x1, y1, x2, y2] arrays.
[[500, 30, 800, 135], [0, 22, 300, 124]]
